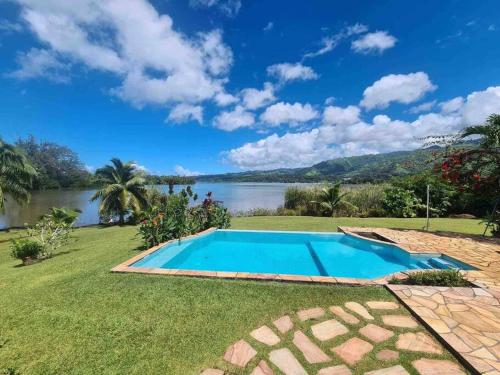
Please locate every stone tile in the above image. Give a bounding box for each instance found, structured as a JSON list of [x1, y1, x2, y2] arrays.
[[311, 319, 349, 341], [345, 302, 374, 320], [269, 348, 307, 375], [293, 330, 331, 363], [332, 337, 373, 366], [412, 359, 466, 375], [200, 369, 224, 375], [359, 324, 394, 343], [364, 365, 410, 375], [318, 364, 352, 375], [273, 315, 293, 334], [366, 301, 399, 310], [223, 339, 257, 368], [382, 315, 418, 328], [250, 325, 281, 346], [396, 333, 443, 355], [250, 360, 274, 375], [469, 347, 497, 361], [329, 306, 360, 325], [440, 333, 473, 353], [297, 307, 325, 321], [376, 349, 399, 361]]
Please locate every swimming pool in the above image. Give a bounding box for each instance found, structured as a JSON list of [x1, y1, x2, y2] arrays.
[[130, 230, 474, 279]]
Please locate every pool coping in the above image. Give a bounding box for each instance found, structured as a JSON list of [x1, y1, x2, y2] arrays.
[[111, 228, 480, 286]]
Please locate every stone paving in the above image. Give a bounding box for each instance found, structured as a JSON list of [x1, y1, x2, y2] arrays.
[[388, 284, 500, 374], [202, 300, 467, 374], [339, 227, 500, 291]]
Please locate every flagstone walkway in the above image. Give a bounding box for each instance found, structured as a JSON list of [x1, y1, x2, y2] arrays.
[[388, 285, 500, 374], [201, 300, 467, 375]]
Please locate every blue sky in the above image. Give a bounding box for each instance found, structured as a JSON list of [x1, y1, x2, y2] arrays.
[[1, 0, 500, 175]]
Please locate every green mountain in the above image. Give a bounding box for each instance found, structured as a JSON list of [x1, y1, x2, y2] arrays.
[[197, 147, 444, 183]]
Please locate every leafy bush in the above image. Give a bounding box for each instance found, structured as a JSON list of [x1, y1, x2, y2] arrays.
[[27, 207, 79, 257], [138, 190, 230, 248], [341, 184, 386, 217], [382, 187, 424, 218], [10, 239, 43, 261], [389, 269, 469, 287]]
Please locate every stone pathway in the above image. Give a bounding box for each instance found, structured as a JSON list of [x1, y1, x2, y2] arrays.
[[389, 284, 500, 374], [202, 300, 467, 374]]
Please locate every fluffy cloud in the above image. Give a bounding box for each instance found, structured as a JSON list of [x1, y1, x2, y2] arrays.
[[7, 48, 70, 83], [260, 102, 319, 126], [263, 21, 274, 32], [351, 31, 397, 54], [462, 86, 500, 124], [439, 97, 464, 114], [11, 0, 233, 109], [408, 100, 437, 114], [360, 72, 437, 110], [189, 0, 241, 17], [213, 105, 255, 131], [322, 105, 360, 126], [167, 104, 203, 124], [227, 85, 500, 170], [174, 165, 202, 176], [214, 90, 239, 106], [240, 82, 275, 110], [267, 63, 318, 83]]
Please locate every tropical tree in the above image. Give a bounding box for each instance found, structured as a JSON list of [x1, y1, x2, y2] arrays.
[[91, 158, 149, 224], [311, 183, 350, 217], [0, 138, 37, 211], [461, 114, 500, 148]]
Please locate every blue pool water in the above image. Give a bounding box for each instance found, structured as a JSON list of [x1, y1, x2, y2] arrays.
[[131, 230, 474, 279]]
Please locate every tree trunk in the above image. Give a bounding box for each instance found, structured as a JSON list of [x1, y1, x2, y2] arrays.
[[119, 212, 125, 225]]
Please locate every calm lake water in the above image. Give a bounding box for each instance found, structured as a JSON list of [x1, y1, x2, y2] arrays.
[[0, 183, 313, 229]]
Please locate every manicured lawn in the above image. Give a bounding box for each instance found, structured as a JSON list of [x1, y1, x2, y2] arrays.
[[0, 218, 470, 374], [232, 216, 488, 235]]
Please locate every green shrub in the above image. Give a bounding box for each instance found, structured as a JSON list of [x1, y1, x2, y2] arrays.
[[389, 269, 469, 287], [342, 185, 386, 217], [10, 239, 44, 261], [382, 187, 424, 218]]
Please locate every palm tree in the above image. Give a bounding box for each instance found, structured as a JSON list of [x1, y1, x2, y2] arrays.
[[0, 138, 37, 211], [91, 158, 148, 225], [461, 114, 500, 148], [311, 183, 348, 217]]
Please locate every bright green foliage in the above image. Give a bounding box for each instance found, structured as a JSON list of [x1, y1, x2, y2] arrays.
[[138, 190, 230, 247], [311, 183, 352, 217], [462, 113, 500, 149], [27, 207, 80, 257], [0, 138, 37, 211], [91, 158, 149, 224], [390, 269, 469, 287], [10, 239, 43, 261], [382, 187, 424, 218]]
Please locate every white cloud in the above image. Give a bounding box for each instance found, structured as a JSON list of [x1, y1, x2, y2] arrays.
[[260, 102, 319, 126], [214, 90, 239, 106], [263, 22, 273, 32], [303, 23, 368, 59], [131, 163, 149, 173], [324, 97, 335, 105], [360, 72, 437, 110], [267, 62, 318, 83], [439, 97, 464, 114], [408, 100, 437, 114], [189, 0, 241, 17], [351, 31, 397, 54], [174, 165, 202, 176], [11, 0, 233, 110], [167, 104, 203, 124], [7, 48, 70, 83], [227, 85, 500, 170], [322, 105, 360, 126], [213, 105, 255, 131], [240, 82, 275, 110], [462, 86, 500, 124], [0, 19, 23, 33]]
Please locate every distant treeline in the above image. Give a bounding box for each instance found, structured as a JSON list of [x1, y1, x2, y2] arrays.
[[15, 136, 194, 190]]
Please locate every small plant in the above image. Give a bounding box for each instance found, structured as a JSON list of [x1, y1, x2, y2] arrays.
[[2, 368, 21, 375], [10, 239, 44, 265], [389, 269, 469, 287]]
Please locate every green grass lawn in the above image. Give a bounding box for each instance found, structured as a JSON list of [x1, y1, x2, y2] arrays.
[[232, 216, 488, 235], [0, 217, 475, 374]]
